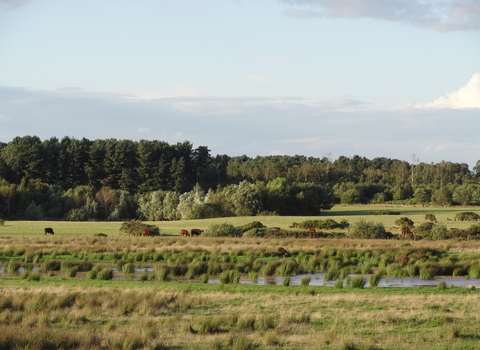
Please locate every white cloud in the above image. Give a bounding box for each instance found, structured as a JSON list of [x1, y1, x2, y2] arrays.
[[0, 0, 29, 8], [242, 74, 280, 83], [416, 73, 480, 109], [280, 0, 480, 31], [136, 127, 151, 133]]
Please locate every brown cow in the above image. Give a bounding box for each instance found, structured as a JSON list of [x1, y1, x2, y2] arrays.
[[401, 227, 413, 235], [44, 228, 54, 235], [190, 229, 202, 236], [180, 229, 190, 237], [142, 229, 153, 237], [271, 227, 281, 231]]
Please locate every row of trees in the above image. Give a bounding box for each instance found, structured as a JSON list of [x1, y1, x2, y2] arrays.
[[0, 179, 334, 220], [1, 135, 480, 220]]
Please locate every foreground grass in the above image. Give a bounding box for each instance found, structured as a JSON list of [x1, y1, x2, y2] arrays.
[[0, 279, 479, 350]]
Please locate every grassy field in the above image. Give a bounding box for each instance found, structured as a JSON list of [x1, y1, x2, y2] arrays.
[[1, 205, 480, 349], [1, 205, 480, 237]]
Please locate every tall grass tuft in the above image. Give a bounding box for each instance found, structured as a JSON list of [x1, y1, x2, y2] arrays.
[[334, 278, 343, 288], [7, 261, 21, 275], [198, 316, 223, 334], [220, 269, 240, 284], [87, 265, 102, 279], [248, 271, 258, 283], [420, 267, 437, 280], [276, 260, 299, 275], [122, 263, 135, 274], [468, 265, 480, 279], [156, 267, 171, 282], [351, 276, 366, 289], [324, 267, 340, 281], [97, 268, 113, 280], [200, 273, 209, 283], [301, 276, 311, 286], [282, 277, 290, 286], [368, 273, 382, 287]]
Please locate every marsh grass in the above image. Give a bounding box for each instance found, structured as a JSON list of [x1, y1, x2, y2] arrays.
[[351, 276, 366, 289], [300, 276, 311, 286], [419, 267, 437, 280]]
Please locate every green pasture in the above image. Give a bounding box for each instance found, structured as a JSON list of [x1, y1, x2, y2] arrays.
[[1, 205, 479, 237]]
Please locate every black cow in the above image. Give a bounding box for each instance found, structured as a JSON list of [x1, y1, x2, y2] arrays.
[[44, 228, 54, 235]]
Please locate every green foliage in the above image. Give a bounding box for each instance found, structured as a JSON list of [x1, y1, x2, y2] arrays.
[[347, 219, 387, 239], [414, 222, 434, 236], [300, 276, 311, 286], [240, 221, 265, 232], [454, 212, 480, 221], [290, 219, 345, 229], [242, 228, 267, 238], [282, 277, 290, 286], [203, 222, 242, 237], [368, 273, 382, 287], [0, 218, 4, 226], [118, 220, 160, 236], [351, 276, 366, 289], [420, 268, 437, 280], [430, 224, 450, 240], [371, 210, 400, 215], [394, 217, 414, 228], [425, 214, 437, 223]]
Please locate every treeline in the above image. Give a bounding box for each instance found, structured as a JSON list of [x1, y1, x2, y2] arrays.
[[0, 135, 480, 220]]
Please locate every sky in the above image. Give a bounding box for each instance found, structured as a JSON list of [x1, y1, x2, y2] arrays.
[[1, 0, 480, 167]]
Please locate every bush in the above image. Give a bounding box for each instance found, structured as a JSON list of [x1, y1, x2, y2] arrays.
[[455, 212, 480, 221], [414, 222, 434, 236], [242, 228, 267, 238], [467, 224, 480, 234], [240, 221, 265, 232], [0, 218, 4, 226], [395, 217, 414, 228], [119, 220, 160, 236], [430, 224, 450, 240], [290, 219, 345, 230], [203, 223, 242, 237], [347, 219, 387, 239], [371, 210, 400, 215]]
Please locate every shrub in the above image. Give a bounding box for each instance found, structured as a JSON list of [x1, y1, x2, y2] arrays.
[[240, 221, 265, 232], [430, 224, 450, 240], [347, 219, 387, 239], [371, 210, 400, 215], [455, 212, 480, 221], [425, 214, 437, 223], [414, 222, 434, 236], [290, 219, 344, 229], [334, 278, 343, 288], [437, 281, 447, 290], [395, 217, 414, 228], [467, 224, 480, 234], [119, 219, 160, 236], [242, 228, 267, 238], [203, 223, 242, 237], [0, 218, 4, 226]]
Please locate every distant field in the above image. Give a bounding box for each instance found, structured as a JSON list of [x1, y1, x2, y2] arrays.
[[1, 205, 479, 237]]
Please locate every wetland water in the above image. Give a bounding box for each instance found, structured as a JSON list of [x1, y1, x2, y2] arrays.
[[3, 267, 479, 288]]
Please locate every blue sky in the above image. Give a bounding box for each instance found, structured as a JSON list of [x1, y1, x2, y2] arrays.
[[1, 0, 480, 166]]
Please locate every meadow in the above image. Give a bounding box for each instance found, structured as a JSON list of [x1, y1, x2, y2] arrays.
[[1, 205, 480, 349]]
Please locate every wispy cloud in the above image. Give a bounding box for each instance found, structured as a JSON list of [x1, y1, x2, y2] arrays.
[[415, 73, 480, 109], [280, 0, 480, 32], [0, 0, 30, 9], [242, 74, 280, 83], [136, 127, 151, 133]]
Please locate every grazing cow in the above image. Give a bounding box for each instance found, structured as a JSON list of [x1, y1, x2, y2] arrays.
[[307, 228, 316, 233], [190, 229, 202, 236], [180, 229, 190, 237], [44, 227, 54, 235], [142, 229, 153, 237], [271, 227, 281, 231], [401, 227, 413, 235]]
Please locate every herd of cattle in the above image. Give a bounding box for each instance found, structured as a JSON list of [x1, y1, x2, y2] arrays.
[[43, 225, 479, 240]]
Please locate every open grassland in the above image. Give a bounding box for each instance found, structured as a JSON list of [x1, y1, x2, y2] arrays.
[[0, 282, 479, 350], [2, 205, 480, 349], [1, 205, 480, 237]]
